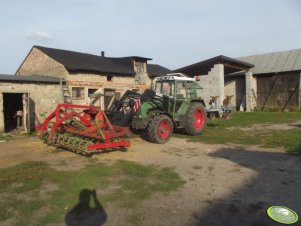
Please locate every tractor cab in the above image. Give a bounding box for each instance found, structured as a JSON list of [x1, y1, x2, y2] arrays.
[[152, 73, 201, 99], [151, 73, 203, 116]]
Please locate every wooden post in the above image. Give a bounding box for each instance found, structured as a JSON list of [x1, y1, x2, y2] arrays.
[[60, 78, 64, 103], [22, 93, 28, 132]]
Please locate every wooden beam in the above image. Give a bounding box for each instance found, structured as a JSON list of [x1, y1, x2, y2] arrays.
[[223, 63, 249, 71]]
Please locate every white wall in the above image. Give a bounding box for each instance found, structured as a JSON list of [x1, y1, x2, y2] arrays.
[[0, 82, 62, 133], [245, 71, 257, 111], [196, 64, 224, 107]]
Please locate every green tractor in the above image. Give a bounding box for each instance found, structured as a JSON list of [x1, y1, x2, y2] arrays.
[[106, 73, 207, 143]]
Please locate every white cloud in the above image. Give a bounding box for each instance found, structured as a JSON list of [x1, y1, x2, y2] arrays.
[[25, 31, 52, 41]]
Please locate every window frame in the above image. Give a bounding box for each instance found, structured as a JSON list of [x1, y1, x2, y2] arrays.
[[72, 87, 85, 100]]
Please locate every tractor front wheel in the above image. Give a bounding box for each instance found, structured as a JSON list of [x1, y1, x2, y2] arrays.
[[147, 115, 173, 143], [183, 102, 207, 135]]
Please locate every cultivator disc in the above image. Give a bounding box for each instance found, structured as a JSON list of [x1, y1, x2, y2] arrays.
[[36, 104, 130, 156], [53, 133, 94, 156], [42, 131, 128, 156]]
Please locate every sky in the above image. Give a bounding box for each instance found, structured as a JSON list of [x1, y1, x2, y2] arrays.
[[0, 0, 300, 74]]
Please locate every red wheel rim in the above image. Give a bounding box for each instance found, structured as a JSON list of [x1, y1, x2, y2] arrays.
[[194, 109, 205, 130], [157, 120, 171, 140]]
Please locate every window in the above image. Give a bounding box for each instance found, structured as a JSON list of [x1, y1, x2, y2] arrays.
[[72, 87, 84, 100], [155, 82, 162, 94], [115, 91, 121, 100], [176, 82, 186, 99], [187, 81, 196, 98], [107, 75, 113, 82], [162, 82, 174, 96], [154, 81, 174, 96]]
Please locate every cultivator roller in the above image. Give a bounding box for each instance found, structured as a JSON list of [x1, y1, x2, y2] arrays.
[[36, 104, 130, 156]]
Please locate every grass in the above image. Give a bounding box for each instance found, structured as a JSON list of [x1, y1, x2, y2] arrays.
[[128, 212, 145, 226], [0, 160, 185, 225], [175, 112, 301, 155], [0, 133, 11, 141], [264, 129, 301, 155]]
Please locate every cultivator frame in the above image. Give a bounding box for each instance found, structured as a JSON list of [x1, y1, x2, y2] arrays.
[[36, 104, 130, 155]]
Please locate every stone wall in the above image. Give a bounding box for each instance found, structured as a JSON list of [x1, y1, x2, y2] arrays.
[[225, 76, 246, 111], [15, 47, 152, 111], [69, 73, 136, 84], [0, 82, 62, 133], [133, 60, 151, 85], [67, 72, 147, 108], [245, 71, 257, 111], [16, 47, 68, 77], [196, 64, 224, 107]]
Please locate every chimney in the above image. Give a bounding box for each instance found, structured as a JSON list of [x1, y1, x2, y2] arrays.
[[101, 51, 105, 57]]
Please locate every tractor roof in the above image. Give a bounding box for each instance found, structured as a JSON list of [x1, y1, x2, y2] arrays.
[[154, 73, 195, 82]]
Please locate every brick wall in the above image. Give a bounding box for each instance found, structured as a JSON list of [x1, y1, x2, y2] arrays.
[[67, 73, 149, 108]]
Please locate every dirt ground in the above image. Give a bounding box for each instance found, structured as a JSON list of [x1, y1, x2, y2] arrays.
[[0, 133, 300, 226]]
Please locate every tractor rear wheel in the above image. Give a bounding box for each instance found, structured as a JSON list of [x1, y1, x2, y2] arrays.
[[183, 102, 207, 135], [147, 115, 173, 143]]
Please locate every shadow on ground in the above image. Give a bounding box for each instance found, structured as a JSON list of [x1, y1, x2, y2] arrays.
[[193, 148, 301, 226], [65, 189, 107, 226]]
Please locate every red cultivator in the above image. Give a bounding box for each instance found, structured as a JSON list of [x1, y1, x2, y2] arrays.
[[36, 104, 130, 156]]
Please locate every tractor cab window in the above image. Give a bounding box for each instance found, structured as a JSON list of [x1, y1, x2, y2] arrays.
[[187, 81, 197, 98], [155, 81, 174, 97], [176, 81, 186, 99]]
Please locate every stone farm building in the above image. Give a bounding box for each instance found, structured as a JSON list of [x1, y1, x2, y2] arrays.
[[174, 55, 255, 110], [238, 48, 301, 111], [174, 48, 301, 112], [0, 75, 63, 133], [16, 46, 171, 109], [0, 46, 171, 133]]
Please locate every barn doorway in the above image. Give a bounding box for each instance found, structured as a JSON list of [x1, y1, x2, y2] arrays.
[[3, 93, 24, 132]]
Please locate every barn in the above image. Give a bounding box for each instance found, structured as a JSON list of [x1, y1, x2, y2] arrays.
[[0, 46, 171, 134], [174, 55, 254, 110], [16, 46, 171, 110], [174, 49, 301, 112], [238, 48, 301, 111]]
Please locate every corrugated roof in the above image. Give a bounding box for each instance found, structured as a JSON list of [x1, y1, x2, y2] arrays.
[[34, 46, 152, 76], [147, 64, 172, 78], [238, 49, 301, 74], [0, 74, 63, 83]]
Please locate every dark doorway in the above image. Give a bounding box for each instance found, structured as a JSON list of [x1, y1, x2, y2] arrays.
[[3, 93, 23, 132], [104, 88, 115, 110]]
